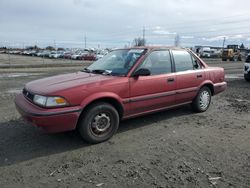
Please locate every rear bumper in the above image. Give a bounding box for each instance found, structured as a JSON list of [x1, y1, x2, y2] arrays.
[[15, 94, 82, 133], [244, 63, 250, 76], [213, 82, 227, 95]]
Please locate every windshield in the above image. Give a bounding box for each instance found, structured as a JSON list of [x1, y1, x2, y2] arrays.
[[85, 49, 146, 76]]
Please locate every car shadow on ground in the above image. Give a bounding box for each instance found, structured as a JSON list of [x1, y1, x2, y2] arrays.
[[0, 105, 192, 167]]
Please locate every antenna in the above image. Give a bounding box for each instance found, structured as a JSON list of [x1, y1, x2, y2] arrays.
[[142, 26, 145, 45], [84, 33, 87, 49]]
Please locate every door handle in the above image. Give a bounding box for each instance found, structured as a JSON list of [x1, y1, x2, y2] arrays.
[[167, 78, 175, 82], [197, 74, 203, 78]]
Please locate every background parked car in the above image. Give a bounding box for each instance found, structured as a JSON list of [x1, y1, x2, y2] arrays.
[[71, 52, 88, 60], [63, 52, 73, 59], [81, 53, 97, 61], [244, 54, 250, 82], [49, 51, 64, 58]]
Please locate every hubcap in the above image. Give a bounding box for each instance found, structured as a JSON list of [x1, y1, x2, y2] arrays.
[[199, 91, 210, 110], [91, 113, 111, 135]]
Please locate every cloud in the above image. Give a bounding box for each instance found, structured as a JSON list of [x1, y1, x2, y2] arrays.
[[0, 0, 250, 47], [152, 29, 177, 35], [230, 34, 243, 39], [181, 36, 194, 39], [202, 36, 228, 42]]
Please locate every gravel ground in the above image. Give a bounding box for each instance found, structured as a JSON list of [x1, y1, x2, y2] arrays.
[[0, 56, 249, 188]]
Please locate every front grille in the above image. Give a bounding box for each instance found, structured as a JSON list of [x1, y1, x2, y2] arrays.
[[23, 88, 34, 102]]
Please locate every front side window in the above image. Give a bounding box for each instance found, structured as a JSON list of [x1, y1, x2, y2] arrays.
[[172, 50, 194, 72], [137, 50, 172, 75]]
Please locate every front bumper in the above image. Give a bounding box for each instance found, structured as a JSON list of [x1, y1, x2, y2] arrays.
[[15, 94, 82, 133], [244, 72, 250, 79], [244, 63, 250, 79]]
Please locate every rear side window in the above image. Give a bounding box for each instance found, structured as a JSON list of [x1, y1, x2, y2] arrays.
[[138, 50, 172, 75], [172, 50, 194, 72]]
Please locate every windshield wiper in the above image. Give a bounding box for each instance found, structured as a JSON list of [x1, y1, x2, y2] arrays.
[[83, 69, 113, 75], [91, 69, 106, 74]]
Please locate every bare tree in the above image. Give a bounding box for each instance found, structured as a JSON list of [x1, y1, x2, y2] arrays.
[[240, 43, 245, 49], [133, 37, 146, 46]]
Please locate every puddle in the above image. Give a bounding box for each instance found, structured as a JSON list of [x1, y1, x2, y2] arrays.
[[225, 74, 243, 79], [235, 98, 250, 103], [6, 88, 22, 94], [0, 73, 43, 78]]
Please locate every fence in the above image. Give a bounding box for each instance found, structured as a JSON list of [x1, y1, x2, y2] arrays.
[[0, 53, 92, 68]]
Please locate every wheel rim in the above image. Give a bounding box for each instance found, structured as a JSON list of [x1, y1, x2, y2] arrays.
[[90, 113, 111, 137], [199, 90, 210, 110]]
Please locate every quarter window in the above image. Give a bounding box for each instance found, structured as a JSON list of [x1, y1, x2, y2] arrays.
[[172, 50, 194, 72], [138, 50, 172, 75]]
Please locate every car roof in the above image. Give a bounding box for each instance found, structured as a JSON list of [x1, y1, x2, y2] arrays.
[[115, 46, 189, 51]]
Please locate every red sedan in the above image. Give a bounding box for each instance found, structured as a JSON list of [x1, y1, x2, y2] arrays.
[[15, 47, 226, 143]]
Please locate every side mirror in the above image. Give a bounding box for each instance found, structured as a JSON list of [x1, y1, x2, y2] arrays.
[[133, 68, 151, 77], [194, 60, 200, 69]]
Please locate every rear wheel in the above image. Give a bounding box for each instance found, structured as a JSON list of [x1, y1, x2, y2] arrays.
[[192, 86, 212, 112], [78, 102, 119, 144]]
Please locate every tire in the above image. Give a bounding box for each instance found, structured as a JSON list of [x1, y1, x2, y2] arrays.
[[78, 102, 119, 144], [191, 86, 212, 113], [222, 58, 227, 61], [245, 75, 250, 82], [233, 56, 238, 62]]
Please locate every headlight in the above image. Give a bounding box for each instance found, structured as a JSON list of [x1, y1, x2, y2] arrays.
[[33, 95, 68, 107], [33, 95, 47, 106]]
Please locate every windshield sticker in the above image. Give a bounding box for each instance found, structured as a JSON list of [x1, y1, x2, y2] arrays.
[[128, 49, 145, 54]]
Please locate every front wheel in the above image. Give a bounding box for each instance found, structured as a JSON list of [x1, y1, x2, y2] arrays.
[[78, 103, 119, 144], [192, 86, 212, 112]]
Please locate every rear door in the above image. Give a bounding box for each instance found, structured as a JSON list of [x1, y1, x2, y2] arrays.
[[128, 50, 176, 115], [171, 50, 205, 104]]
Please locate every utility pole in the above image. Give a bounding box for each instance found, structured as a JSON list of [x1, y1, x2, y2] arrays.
[[84, 33, 87, 49], [222, 37, 226, 50], [174, 34, 180, 47], [54, 40, 56, 51], [142, 26, 145, 46]]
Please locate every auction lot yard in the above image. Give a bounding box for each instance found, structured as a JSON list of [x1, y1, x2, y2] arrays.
[[0, 54, 249, 188]]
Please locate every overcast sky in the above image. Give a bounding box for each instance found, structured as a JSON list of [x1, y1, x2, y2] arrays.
[[0, 0, 250, 48]]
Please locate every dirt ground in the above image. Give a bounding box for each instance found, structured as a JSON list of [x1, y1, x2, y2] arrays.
[[0, 55, 249, 188]]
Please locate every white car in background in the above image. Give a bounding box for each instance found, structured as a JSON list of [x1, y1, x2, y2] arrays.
[[49, 51, 64, 58], [71, 52, 88, 60], [244, 54, 250, 82], [200, 47, 211, 58]]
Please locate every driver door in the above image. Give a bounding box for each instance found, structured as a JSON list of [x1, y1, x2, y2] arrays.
[[128, 50, 176, 115]]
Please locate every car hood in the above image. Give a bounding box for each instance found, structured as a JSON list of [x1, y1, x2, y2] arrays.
[[25, 71, 115, 95]]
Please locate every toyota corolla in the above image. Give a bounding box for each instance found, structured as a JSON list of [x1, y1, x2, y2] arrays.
[[15, 47, 227, 143]]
